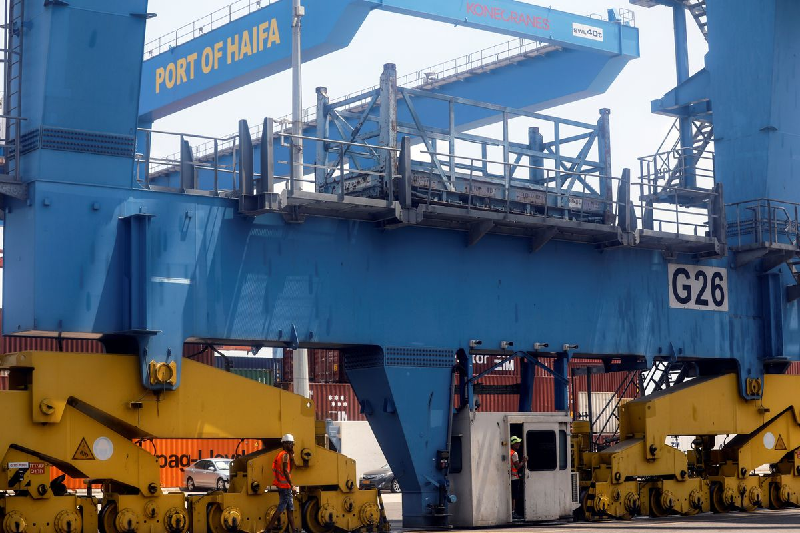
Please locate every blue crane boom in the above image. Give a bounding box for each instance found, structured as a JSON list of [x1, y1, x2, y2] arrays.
[[139, 0, 639, 121]]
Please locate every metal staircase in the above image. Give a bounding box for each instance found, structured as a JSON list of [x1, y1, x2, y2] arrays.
[[1, 0, 24, 180], [641, 119, 713, 195], [642, 360, 696, 394], [684, 0, 708, 41], [637, 119, 720, 243], [630, 0, 708, 41]]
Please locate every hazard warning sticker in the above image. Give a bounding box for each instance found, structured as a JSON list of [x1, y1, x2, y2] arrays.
[[29, 463, 45, 475], [776, 434, 787, 451], [73, 437, 96, 460]]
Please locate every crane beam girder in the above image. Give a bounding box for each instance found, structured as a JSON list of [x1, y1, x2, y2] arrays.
[[2, 180, 788, 398], [139, 0, 639, 121]]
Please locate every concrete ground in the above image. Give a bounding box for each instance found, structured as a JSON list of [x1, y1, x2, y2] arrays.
[[381, 494, 800, 532]]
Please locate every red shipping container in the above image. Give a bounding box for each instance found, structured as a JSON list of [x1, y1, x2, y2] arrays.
[[283, 349, 294, 384], [284, 349, 344, 384], [310, 349, 343, 383], [310, 383, 363, 421], [183, 343, 216, 367], [472, 353, 520, 376]]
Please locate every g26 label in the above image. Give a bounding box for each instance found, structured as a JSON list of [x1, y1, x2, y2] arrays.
[[668, 264, 728, 312]]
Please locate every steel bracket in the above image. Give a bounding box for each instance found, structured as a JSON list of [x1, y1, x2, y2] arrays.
[[0, 178, 28, 200]]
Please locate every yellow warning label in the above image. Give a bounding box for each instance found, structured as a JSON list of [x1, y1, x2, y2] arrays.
[[72, 438, 96, 460], [776, 435, 787, 451]]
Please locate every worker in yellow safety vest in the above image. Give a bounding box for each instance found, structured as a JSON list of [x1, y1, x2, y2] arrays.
[[266, 433, 297, 533], [510, 436, 526, 520]]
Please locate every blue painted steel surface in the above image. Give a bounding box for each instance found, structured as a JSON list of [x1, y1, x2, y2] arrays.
[[705, 0, 800, 205], [367, 0, 639, 56], [346, 349, 453, 525], [19, 0, 147, 188], [2, 183, 785, 379], [6, 0, 800, 526], [139, 0, 371, 121], [139, 0, 639, 121]]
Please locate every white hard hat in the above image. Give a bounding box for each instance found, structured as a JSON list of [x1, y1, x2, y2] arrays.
[[281, 433, 295, 443]]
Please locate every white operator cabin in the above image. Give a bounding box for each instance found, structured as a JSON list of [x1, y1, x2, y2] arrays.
[[449, 411, 576, 526]]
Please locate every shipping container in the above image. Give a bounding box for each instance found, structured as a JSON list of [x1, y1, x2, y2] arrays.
[[310, 383, 362, 421], [283, 349, 294, 384], [53, 439, 266, 490], [183, 343, 216, 367], [471, 353, 520, 376], [310, 349, 344, 383], [230, 368, 275, 386], [788, 362, 800, 375], [284, 349, 345, 384], [215, 355, 283, 382], [1, 335, 105, 354]]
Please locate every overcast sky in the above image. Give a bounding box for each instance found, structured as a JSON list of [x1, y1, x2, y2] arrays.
[[144, 0, 707, 177]]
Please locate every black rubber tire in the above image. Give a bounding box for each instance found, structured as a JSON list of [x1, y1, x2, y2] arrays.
[[769, 483, 787, 510], [710, 483, 730, 514], [186, 477, 195, 491], [391, 479, 401, 493], [99, 502, 118, 533]]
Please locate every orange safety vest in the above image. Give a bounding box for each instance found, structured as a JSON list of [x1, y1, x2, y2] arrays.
[[510, 450, 520, 480], [273, 450, 292, 489]]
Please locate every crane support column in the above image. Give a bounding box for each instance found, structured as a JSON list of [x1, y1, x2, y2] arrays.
[[672, 4, 696, 188]]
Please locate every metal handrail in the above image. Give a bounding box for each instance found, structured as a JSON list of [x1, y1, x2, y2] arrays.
[[143, 123, 721, 240], [415, 149, 719, 236], [169, 38, 552, 161], [726, 198, 800, 249], [144, 0, 278, 59]]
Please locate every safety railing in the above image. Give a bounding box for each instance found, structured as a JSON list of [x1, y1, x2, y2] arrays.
[[415, 149, 607, 217], [727, 199, 800, 249], [634, 187, 719, 237], [589, 7, 636, 27], [638, 146, 716, 199], [173, 38, 552, 162], [287, 38, 553, 126], [140, 127, 723, 247], [136, 128, 241, 194], [407, 149, 720, 237], [265, 132, 399, 200], [144, 0, 278, 59], [273, 39, 552, 131], [137, 127, 398, 199]]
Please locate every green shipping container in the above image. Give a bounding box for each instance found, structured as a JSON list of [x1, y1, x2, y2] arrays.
[[231, 368, 275, 386]]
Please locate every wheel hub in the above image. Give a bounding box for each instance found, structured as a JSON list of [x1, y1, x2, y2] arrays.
[[2, 511, 26, 533], [54, 510, 81, 533]]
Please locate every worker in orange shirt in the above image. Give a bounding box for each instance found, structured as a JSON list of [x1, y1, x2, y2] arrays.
[[266, 434, 297, 533]]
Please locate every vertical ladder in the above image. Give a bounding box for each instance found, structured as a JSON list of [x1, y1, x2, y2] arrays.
[[683, 0, 708, 41], [1, 0, 24, 180]]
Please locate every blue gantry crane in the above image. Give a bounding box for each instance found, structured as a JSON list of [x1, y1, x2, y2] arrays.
[[1, 0, 800, 530]]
